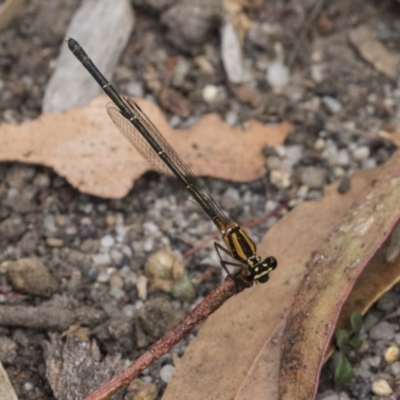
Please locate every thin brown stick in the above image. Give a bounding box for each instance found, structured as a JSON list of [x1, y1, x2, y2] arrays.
[[83, 277, 247, 400]]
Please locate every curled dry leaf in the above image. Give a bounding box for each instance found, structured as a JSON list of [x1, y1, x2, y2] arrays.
[[163, 149, 400, 400], [0, 96, 291, 199]]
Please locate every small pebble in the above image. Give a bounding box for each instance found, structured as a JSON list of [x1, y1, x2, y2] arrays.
[[110, 273, 124, 290], [371, 379, 392, 397], [338, 392, 350, 400], [270, 169, 292, 189], [79, 203, 93, 214], [322, 96, 342, 114], [46, 237, 63, 247], [202, 84, 218, 103], [390, 361, 400, 376], [92, 253, 112, 266], [43, 215, 57, 234], [317, 389, 339, 400], [143, 221, 159, 236], [23, 382, 34, 392], [314, 138, 325, 150], [100, 235, 115, 249], [369, 321, 395, 341], [352, 146, 370, 162], [125, 81, 143, 97], [384, 345, 399, 364], [225, 110, 238, 126], [110, 248, 123, 264], [299, 166, 326, 189], [109, 287, 125, 300], [160, 364, 175, 383], [267, 61, 290, 92], [97, 271, 111, 283], [336, 149, 351, 166]]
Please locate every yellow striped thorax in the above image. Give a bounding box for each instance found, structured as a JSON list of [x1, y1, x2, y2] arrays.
[[218, 222, 277, 284]]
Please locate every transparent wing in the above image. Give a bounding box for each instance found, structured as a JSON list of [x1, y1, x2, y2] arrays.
[[106, 97, 231, 226]]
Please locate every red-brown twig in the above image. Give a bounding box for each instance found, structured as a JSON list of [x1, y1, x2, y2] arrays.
[[84, 277, 246, 400]]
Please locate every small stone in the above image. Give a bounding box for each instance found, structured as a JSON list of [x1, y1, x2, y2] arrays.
[[110, 248, 123, 265], [285, 145, 303, 166], [0, 336, 17, 364], [322, 96, 342, 114], [370, 321, 395, 340], [377, 291, 400, 312], [5, 258, 58, 297], [126, 81, 143, 97], [126, 378, 158, 400], [270, 169, 292, 189], [160, 364, 175, 383], [46, 237, 63, 247], [81, 238, 100, 254], [353, 146, 370, 162], [43, 215, 57, 234], [6, 165, 35, 188], [23, 382, 34, 392], [371, 379, 392, 397], [338, 392, 350, 400], [109, 287, 125, 300], [202, 84, 218, 103], [390, 361, 400, 376], [100, 235, 115, 248], [336, 149, 350, 166], [110, 273, 124, 290], [384, 345, 399, 364], [317, 389, 339, 400], [267, 60, 290, 92], [225, 110, 238, 126], [299, 166, 326, 189], [97, 271, 111, 283], [92, 253, 112, 266], [33, 173, 50, 188], [143, 222, 159, 236], [221, 19, 244, 83]]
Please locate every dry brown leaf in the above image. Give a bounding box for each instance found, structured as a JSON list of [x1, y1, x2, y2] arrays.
[[163, 151, 400, 400], [0, 96, 291, 199]]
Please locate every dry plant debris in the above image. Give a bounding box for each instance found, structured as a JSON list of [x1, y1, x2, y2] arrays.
[[0, 96, 292, 199]]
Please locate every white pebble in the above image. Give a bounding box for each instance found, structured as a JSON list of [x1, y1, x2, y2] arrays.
[[97, 271, 111, 283], [202, 84, 218, 103], [23, 382, 34, 391], [92, 253, 112, 266], [126, 81, 143, 97], [267, 61, 290, 92], [352, 146, 370, 161], [285, 145, 303, 166], [160, 364, 175, 383], [225, 110, 238, 126], [371, 379, 392, 397], [270, 169, 292, 189], [336, 149, 351, 166], [322, 96, 342, 114], [221, 20, 244, 83], [143, 221, 159, 236], [100, 235, 115, 248]]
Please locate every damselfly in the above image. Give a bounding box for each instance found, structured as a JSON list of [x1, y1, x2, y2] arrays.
[[66, 38, 277, 286]]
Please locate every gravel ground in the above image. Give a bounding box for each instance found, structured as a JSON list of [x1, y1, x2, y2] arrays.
[[0, 0, 400, 399]]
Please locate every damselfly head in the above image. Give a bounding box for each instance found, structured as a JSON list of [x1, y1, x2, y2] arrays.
[[253, 256, 278, 283]]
